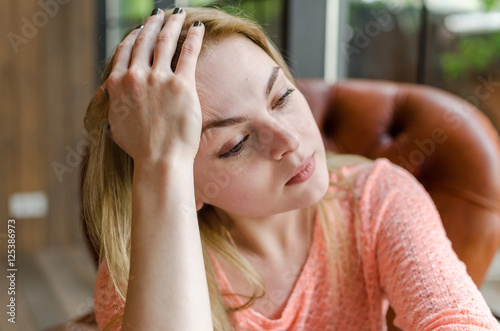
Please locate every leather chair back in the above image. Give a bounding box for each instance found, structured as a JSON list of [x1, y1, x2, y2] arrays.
[[297, 78, 500, 286]]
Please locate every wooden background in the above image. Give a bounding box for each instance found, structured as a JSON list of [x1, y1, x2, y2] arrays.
[[1, 0, 97, 254]]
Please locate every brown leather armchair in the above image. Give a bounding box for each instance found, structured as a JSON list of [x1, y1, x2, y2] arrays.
[[298, 78, 500, 288], [299, 78, 500, 330], [48, 79, 500, 330]]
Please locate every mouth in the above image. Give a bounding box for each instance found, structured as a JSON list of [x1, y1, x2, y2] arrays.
[[286, 153, 316, 186]]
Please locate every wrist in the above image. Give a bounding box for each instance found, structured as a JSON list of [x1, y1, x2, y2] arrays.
[[134, 156, 194, 178], [132, 154, 196, 208], [134, 146, 196, 172]]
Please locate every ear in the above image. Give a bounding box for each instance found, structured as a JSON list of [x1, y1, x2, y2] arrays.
[[194, 187, 206, 212], [196, 198, 205, 212]]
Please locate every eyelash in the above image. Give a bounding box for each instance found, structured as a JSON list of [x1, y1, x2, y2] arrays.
[[219, 135, 250, 159], [218, 88, 296, 159], [272, 88, 295, 109]]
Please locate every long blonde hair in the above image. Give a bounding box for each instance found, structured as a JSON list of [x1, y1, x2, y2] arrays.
[[82, 7, 371, 330]]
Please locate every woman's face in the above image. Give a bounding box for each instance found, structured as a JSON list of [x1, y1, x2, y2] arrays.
[[193, 36, 329, 218]]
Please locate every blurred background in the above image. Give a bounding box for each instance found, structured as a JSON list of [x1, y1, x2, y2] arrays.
[[1, 0, 500, 329]]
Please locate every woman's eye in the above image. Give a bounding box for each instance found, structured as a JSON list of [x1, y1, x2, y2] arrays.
[[219, 135, 250, 159], [272, 88, 295, 109]]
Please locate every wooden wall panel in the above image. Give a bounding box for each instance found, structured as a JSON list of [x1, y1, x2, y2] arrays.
[[1, 0, 45, 253], [61, 0, 97, 244], [2, 0, 96, 253], [0, 0, 17, 257], [45, 0, 68, 249], [17, 0, 47, 253]]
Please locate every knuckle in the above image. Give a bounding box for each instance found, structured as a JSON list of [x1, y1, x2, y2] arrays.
[[165, 76, 182, 89], [115, 41, 132, 53], [147, 70, 169, 85], [123, 71, 138, 85], [163, 76, 186, 93], [106, 73, 121, 88], [123, 69, 145, 88], [156, 30, 173, 43], [134, 34, 148, 46], [182, 41, 197, 56]]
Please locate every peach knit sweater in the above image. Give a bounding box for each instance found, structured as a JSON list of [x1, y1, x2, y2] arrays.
[[94, 159, 499, 330]]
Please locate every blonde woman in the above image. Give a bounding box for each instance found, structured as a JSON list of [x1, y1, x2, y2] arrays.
[[83, 6, 499, 330]]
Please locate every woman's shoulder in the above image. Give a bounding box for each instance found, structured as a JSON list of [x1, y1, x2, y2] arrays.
[[329, 154, 415, 188], [327, 154, 426, 206]]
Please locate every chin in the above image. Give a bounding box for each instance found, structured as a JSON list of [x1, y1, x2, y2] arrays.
[[315, 154, 330, 194], [313, 168, 331, 202], [298, 161, 330, 209]]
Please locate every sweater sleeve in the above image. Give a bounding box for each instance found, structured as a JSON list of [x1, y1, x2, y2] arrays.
[[356, 159, 499, 330], [94, 259, 125, 330]]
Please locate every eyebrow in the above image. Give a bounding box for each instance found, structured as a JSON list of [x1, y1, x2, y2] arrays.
[[266, 66, 280, 96], [201, 116, 248, 134], [201, 66, 281, 134]]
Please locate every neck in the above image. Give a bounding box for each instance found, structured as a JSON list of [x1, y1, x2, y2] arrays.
[[214, 206, 316, 263]]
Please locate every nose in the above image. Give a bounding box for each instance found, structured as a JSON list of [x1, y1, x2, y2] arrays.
[[261, 120, 300, 160]]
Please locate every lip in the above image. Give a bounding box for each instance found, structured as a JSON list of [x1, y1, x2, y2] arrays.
[[286, 154, 316, 186]]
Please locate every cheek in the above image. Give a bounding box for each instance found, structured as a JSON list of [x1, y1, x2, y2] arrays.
[[193, 157, 248, 204], [294, 100, 322, 138], [194, 154, 275, 208], [303, 114, 320, 135]]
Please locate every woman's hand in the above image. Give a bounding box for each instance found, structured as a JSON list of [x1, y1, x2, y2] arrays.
[[106, 9, 205, 164]]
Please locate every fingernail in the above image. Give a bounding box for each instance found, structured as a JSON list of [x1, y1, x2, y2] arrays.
[[135, 24, 144, 29], [173, 7, 182, 14], [150, 8, 160, 16], [194, 20, 202, 27]]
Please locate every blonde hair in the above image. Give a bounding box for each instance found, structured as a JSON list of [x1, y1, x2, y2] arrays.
[[82, 7, 371, 330]]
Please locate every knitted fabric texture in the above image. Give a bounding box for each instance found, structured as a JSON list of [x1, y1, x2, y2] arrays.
[[94, 159, 499, 330]]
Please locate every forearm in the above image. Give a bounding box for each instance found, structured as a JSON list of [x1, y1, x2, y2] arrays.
[[122, 156, 212, 330], [372, 162, 498, 329]]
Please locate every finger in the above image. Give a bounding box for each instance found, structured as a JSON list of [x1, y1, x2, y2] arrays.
[[130, 8, 165, 69], [152, 7, 186, 72], [112, 27, 142, 73], [175, 21, 205, 78]]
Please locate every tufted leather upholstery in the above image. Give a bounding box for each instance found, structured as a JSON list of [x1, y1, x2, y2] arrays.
[[297, 78, 500, 287]]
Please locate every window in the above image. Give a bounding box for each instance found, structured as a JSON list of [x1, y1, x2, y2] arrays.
[[338, 0, 500, 133], [98, 0, 334, 79]]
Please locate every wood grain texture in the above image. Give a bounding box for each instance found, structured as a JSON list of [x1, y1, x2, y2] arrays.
[[2, 0, 96, 252]]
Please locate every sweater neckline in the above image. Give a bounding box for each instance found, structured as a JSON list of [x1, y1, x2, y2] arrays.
[[208, 209, 323, 325]]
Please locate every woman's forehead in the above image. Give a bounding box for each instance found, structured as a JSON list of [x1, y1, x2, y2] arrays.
[[196, 36, 277, 86], [195, 36, 279, 116]]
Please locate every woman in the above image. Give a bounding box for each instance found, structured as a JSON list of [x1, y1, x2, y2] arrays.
[[84, 6, 499, 330]]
